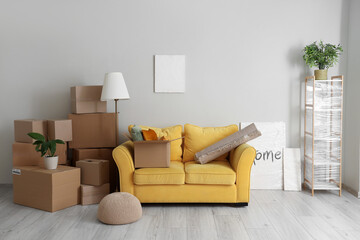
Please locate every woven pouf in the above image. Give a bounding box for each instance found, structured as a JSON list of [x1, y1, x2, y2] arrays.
[[97, 192, 142, 225]]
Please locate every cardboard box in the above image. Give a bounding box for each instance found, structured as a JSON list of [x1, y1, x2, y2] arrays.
[[71, 86, 107, 114], [81, 183, 109, 205], [134, 140, 170, 168], [76, 159, 109, 186], [12, 165, 80, 212], [48, 119, 72, 141], [72, 148, 118, 192], [13, 142, 67, 166], [68, 113, 116, 149], [14, 120, 47, 143]]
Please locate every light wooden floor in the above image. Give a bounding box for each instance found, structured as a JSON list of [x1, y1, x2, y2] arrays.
[[1, 185, 360, 240]]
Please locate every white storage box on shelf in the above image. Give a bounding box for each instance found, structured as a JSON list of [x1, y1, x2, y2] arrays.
[[304, 75, 343, 196]]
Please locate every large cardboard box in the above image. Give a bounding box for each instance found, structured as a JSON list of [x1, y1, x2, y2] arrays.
[[12, 165, 80, 212], [48, 119, 72, 141], [71, 86, 107, 114], [76, 159, 109, 186], [68, 113, 116, 149], [13, 142, 67, 166], [72, 148, 118, 192], [14, 120, 48, 143], [134, 140, 170, 168], [81, 183, 109, 205]]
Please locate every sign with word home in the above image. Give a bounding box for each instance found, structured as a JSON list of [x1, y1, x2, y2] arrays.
[[240, 122, 285, 189]]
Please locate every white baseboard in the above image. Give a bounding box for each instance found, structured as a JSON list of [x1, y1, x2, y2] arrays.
[[342, 184, 360, 198]]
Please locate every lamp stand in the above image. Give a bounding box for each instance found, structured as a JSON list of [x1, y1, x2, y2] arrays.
[[114, 99, 119, 146]]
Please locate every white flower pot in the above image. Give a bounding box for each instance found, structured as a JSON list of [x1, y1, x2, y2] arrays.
[[44, 156, 58, 170]]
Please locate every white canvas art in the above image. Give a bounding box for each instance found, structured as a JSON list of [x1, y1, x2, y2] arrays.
[[240, 122, 286, 189], [155, 55, 185, 93], [284, 148, 301, 191]]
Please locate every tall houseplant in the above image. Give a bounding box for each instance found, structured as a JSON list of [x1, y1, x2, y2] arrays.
[[303, 40, 343, 80], [28, 132, 65, 170]]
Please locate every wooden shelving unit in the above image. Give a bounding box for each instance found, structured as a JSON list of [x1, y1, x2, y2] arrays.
[[304, 75, 343, 196]]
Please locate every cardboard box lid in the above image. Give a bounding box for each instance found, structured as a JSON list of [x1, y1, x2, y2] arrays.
[[13, 165, 79, 175], [14, 119, 45, 123]]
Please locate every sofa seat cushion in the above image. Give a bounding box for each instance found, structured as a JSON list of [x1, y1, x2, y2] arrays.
[[134, 161, 185, 185], [185, 161, 236, 185]]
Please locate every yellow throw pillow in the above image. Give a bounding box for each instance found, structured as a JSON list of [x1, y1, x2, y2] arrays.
[[128, 125, 183, 161], [183, 124, 238, 162]]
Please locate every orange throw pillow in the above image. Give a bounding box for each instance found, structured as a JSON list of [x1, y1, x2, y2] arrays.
[[142, 129, 158, 141]]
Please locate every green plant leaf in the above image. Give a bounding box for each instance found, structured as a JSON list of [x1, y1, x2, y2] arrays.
[[49, 141, 56, 157], [35, 144, 41, 152], [28, 132, 45, 142], [32, 140, 43, 145], [303, 40, 343, 69], [54, 139, 65, 144], [41, 142, 50, 157]]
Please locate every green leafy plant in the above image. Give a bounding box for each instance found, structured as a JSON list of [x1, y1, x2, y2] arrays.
[[28, 132, 65, 157], [303, 40, 343, 69]]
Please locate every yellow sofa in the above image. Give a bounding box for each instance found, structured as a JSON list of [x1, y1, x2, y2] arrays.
[[113, 141, 256, 206]]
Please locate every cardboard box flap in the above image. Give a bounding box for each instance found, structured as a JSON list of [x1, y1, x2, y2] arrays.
[[71, 86, 103, 101], [125, 133, 183, 144]]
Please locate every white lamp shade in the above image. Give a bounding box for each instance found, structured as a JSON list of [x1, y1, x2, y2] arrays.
[[101, 72, 130, 100]]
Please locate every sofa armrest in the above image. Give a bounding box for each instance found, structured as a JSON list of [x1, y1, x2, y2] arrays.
[[112, 141, 135, 195], [229, 144, 256, 203]]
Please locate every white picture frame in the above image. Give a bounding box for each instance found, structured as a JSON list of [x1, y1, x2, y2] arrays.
[[155, 55, 185, 93]]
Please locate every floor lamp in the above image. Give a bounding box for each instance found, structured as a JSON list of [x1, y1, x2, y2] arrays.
[[101, 72, 130, 146]]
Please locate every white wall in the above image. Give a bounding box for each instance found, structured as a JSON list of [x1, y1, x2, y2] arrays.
[[343, 0, 360, 195], [0, 0, 349, 183]]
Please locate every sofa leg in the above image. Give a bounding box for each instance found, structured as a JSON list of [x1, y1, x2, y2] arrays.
[[233, 202, 248, 207]]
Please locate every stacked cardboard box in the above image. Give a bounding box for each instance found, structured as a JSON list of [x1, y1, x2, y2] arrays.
[[76, 159, 110, 205], [12, 119, 79, 211], [13, 119, 72, 166], [71, 86, 107, 114], [69, 86, 119, 192], [13, 165, 80, 212], [72, 148, 118, 192]]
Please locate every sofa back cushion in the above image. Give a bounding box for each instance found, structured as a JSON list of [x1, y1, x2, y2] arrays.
[[182, 124, 238, 162], [128, 125, 183, 161]]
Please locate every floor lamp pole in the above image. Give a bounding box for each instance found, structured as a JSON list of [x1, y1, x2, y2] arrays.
[[114, 99, 119, 146]]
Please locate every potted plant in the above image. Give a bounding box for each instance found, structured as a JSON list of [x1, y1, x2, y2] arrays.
[[28, 132, 65, 170], [303, 40, 343, 80]]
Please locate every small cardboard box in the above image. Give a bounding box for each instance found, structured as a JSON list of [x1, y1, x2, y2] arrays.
[[72, 148, 118, 192], [68, 113, 116, 149], [76, 159, 109, 186], [134, 140, 171, 168], [14, 120, 48, 143], [12, 165, 80, 212], [13, 142, 67, 166], [48, 119, 72, 141], [71, 86, 107, 114], [81, 183, 109, 205]]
